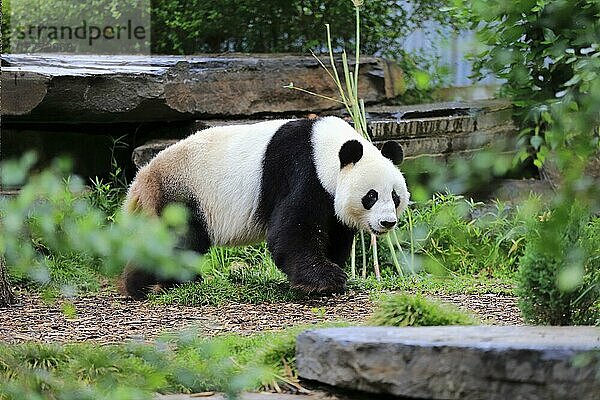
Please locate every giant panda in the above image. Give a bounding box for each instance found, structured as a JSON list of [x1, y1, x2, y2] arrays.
[[119, 116, 410, 299]]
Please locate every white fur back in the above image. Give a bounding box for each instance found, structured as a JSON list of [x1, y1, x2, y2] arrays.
[[161, 119, 291, 246]]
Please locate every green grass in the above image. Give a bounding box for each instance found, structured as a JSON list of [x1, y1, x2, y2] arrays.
[[9, 192, 523, 305], [151, 273, 515, 307], [370, 293, 479, 326], [151, 235, 516, 306], [0, 324, 346, 400], [386, 193, 529, 278], [152, 244, 308, 305], [151, 276, 304, 306], [8, 253, 105, 296], [348, 274, 515, 296]]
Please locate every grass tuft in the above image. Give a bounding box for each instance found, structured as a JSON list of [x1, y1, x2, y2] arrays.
[[369, 293, 478, 327]]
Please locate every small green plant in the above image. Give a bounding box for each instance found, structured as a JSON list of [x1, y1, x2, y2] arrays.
[[311, 306, 327, 319], [369, 293, 478, 327], [86, 135, 129, 222]]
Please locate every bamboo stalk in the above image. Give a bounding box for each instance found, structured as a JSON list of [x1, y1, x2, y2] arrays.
[[360, 230, 367, 279], [350, 235, 356, 279], [386, 233, 403, 277], [371, 233, 380, 281]]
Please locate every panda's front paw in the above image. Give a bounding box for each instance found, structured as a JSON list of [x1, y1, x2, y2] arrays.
[[291, 262, 347, 294]]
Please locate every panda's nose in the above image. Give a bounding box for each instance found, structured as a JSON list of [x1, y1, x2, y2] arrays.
[[379, 219, 397, 229]]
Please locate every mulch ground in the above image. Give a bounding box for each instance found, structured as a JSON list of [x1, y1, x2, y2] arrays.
[[0, 290, 523, 344]]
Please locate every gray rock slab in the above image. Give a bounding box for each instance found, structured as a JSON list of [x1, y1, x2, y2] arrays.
[[296, 326, 600, 400], [367, 100, 514, 140], [1, 54, 402, 123]]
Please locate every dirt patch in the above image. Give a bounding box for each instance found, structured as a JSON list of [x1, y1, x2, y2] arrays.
[[0, 291, 523, 344]]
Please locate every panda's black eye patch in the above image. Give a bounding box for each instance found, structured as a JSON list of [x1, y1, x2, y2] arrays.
[[392, 190, 400, 208], [362, 189, 378, 210]]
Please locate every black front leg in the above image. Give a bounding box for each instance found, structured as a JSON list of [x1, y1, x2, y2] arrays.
[[326, 222, 356, 269], [266, 204, 347, 294]]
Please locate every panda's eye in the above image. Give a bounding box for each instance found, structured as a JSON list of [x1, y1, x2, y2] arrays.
[[392, 190, 400, 208], [362, 189, 378, 210]]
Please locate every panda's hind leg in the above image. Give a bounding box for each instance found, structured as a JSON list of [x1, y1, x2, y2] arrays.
[[155, 209, 211, 292], [118, 262, 157, 300], [119, 207, 210, 299], [118, 167, 211, 298]]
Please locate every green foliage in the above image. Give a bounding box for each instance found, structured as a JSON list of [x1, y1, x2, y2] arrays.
[[0, 332, 277, 399], [516, 204, 600, 325], [457, 0, 600, 168], [451, 0, 600, 327], [150, 0, 449, 55], [0, 154, 202, 294], [381, 194, 529, 277], [1, 0, 150, 53], [8, 252, 104, 295], [0, 325, 349, 399], [369, 293, 478, 326], [579, 219, 600, 325]]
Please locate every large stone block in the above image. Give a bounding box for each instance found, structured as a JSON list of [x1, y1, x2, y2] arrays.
[[296, 326, 600, 400], [1, 54, 403, 123]]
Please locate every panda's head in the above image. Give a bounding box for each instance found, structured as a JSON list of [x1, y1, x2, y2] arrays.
[[334, 139, 410, 235]]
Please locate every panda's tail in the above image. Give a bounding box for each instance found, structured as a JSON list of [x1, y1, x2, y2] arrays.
[[123, 167, 162, 216]]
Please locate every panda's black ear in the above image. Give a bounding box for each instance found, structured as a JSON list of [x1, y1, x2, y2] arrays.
[[339, 140, 363, 168], [381, 141, 404, 165]]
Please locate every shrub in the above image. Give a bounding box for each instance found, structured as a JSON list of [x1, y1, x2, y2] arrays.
[[369, 293, 478, 326], [460, 0, 600, 167], [516, 205, 600, 325], [1, 0, 452, 101], [150, 1, 449, 55]]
